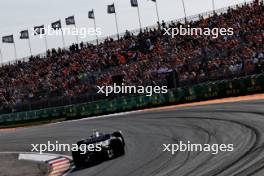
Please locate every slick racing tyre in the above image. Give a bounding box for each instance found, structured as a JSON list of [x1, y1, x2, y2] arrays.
[[72, 150, 87, 167], [112, 131, 125, 146], [110, 139, 125, 158]]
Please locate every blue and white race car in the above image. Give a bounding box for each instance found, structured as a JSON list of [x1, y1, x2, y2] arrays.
[[72, 130, 125, 167]]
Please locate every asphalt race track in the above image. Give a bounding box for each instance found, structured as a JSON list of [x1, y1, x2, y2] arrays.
[[1, 99, 264, 176]]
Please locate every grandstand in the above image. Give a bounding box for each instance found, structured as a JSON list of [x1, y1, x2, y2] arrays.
[[0, 1, 263, 114]]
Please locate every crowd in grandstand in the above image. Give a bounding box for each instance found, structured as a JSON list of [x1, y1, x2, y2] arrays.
[[0, 1, 263, 112]]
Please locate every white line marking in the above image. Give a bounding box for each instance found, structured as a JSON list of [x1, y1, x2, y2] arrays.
[[19, 153, 57, 162]]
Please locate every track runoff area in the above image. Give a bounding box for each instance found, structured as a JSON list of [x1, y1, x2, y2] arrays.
[[0, 93, 264, 176]]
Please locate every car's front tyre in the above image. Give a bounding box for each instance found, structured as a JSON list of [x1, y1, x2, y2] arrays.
[[110, 139, 125, 158]]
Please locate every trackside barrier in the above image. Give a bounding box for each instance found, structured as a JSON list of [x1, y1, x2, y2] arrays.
[[0, 74, 263, 124]]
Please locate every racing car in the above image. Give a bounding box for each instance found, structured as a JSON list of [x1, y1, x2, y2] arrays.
[[72, 130, 125, 167]]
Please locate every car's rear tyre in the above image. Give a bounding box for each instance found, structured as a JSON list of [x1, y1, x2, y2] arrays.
[[72, 151, 86, 167]]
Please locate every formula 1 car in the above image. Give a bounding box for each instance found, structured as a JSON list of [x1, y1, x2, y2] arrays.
[[72, 130, 125, 167]]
